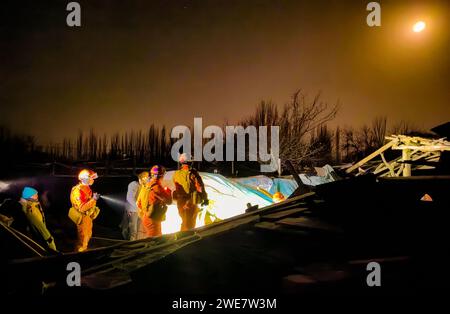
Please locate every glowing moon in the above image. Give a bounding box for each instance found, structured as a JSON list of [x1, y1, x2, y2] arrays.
[[412, 21, 426, 33]]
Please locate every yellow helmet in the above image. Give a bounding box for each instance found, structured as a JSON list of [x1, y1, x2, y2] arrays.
[[138, 171, 149, 181]]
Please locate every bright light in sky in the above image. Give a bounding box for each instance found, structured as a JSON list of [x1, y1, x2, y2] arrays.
[[412, 21, 426, 33]]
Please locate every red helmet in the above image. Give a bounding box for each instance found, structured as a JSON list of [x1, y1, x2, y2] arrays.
[[150, 165, 165, 178], [78, 169, 98, 182]]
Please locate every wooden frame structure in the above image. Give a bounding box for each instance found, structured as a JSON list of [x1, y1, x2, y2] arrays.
[[346, 135, 450, 177]]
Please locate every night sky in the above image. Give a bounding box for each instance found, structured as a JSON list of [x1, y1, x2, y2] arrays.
[[0, 0, 448, 144]]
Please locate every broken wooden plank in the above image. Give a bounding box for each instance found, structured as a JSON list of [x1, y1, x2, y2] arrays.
[[380, 152, 395, 176], [346, 140, 395, 173]]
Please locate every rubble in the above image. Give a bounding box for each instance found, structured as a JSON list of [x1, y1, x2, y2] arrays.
[[346, 135, 450, 177]]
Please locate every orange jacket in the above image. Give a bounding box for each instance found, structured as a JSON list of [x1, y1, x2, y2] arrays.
[[151, 179, 172, 204], [137, 178, 172, 220], [70, 183, 96, 213]]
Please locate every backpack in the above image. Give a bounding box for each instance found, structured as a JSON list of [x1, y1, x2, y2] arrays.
[[173, 167, 207, 205], [173, 167, 192, 195], [137, 182, 168, 220]]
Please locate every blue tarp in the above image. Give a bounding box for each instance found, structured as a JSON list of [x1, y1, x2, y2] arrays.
[[160, 171, 274, 233], [232, 175, 298, 198]]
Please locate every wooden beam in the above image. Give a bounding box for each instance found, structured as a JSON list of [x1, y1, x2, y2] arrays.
[[402, 149, 412, 177], [346, 140, 395, 174], [380, 152, 395, 177], [392, 145, 450, 152]]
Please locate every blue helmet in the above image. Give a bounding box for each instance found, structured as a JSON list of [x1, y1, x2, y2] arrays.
[[22, 187, 38, 200]]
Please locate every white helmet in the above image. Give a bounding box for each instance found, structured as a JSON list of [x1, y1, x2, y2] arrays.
[[178, 153, 191, 164], [78, 169, 98, 184]]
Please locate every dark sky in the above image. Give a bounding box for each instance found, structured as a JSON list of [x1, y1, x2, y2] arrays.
[[0, 0, 449, 144]]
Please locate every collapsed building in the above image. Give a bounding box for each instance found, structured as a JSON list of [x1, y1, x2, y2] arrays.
[[1, 123, 449, 295]]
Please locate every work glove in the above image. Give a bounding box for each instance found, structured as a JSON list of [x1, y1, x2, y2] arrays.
[[93, 193, 100, 200]]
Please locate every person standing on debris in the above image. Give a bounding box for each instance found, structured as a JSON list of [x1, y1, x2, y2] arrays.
[[173, 153, 209, 231], [19, 187, 58, 252], [136, 165, 172, 237], [122, 171, 149, 240], [69, 169, 100, 252]]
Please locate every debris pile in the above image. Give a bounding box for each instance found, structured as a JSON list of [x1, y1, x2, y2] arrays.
[[346, 135, 450, 177]]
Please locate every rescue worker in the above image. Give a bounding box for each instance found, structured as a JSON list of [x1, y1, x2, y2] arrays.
[[123, 171, 149, 240], [19, 187, 58, 252], [136, 165, 172, 237], [69, 169, 100, 252], [173, 154, 209, 231]]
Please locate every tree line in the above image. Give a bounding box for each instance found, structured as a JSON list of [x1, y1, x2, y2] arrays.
[[0, 90, 428, 175], [48, 125, 173, 165], [237, 90, 427, 171]]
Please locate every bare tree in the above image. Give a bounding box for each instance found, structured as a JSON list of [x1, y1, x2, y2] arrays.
[[340, 116, 388, 161], [371, 116, 387, 148], [335, 126, 341, 163], [238, 90, 339, 171]]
